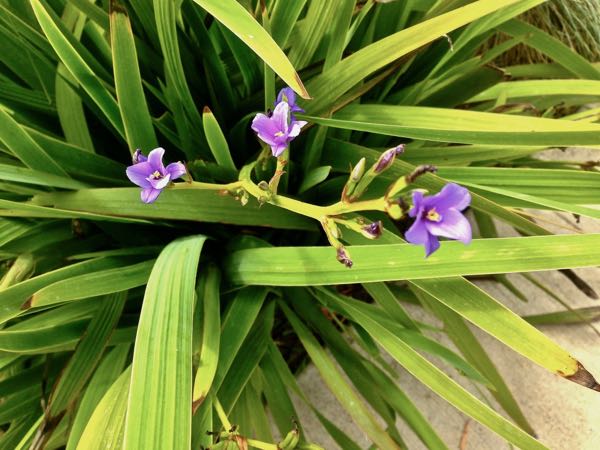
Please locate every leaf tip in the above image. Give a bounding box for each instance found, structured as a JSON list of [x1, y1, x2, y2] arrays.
[[203, 106, 212, 115], [192, 395, 205, 414], [21, 296, 34, 310], [295, 74, 311, 100], [562, 361, 600, 392], [109, 0, 127, 15]]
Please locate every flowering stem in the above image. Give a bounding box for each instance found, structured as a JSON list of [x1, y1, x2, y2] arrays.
[[268, 148, 288, 194], [246, 439, 279, 450], [178, 179, 387, 222]]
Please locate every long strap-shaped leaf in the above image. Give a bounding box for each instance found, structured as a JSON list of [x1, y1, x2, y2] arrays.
[[30, 0, 125, 138], [307, 104, 600, 146], [226, 234, 600, 285], [110, 1, 158, 154], [0, 108, 68, 177], [305, 0, 538, 113], [192, 0, 309, 99], [336, 297, 548, 450], [78, 367, 131, 450], [48, 292, 127, 417], [124, 236, 206, 450]]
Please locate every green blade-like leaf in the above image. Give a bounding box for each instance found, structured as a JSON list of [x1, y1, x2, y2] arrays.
[[417, 291, 535, 434], [31, 0, 125, 138], [212, 286, 267, 392], [48, 292, 127, 416], [467, 80, 600, 103], [499, 19, 600, 80], [280, 301, 401, 450], [202, 106, 236, 171], [305, 104, 600, 146], [124, 236, 206, 450], [192, 0, 309, 98], [337, 297, 547, 450], [218, 302, 274, 413], [77, 367, 131, 450], [110, 1, 158, 153], [192, 264, 221, 411], [226, 234, 600, 285], [305, 0, 536, 113], [524, 307, 600, 326], [0, 108, 69, 177], [32, 188, 315, 230], [28, 259, 154, 308], [55, 5, 95, 152], [66, 345, 130, 450], [0, 257, 130, 325], [0, 164, 88, 190]]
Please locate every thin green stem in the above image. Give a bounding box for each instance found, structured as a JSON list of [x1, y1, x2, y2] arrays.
[[178, 178, 387, 221], [213, 397, 232, 431], [246, 439, 279, 450]]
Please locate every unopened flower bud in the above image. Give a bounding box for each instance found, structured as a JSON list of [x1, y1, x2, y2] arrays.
[[361, 221, 383, 239], [374, 144, 405, 173], [351, 157, 366, 181], [132, 149, 146, 164], [336, 247, 353, 268]]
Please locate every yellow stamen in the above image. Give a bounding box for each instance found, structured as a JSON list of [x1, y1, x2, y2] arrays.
[[274, 131, 285, 137], [426, 208, 441, 222], [151, 170, 161, 179]]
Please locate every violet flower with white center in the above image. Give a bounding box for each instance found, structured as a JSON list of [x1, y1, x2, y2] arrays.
[[126, 147, 186, 204], [275, 87, 304, 120], [405, 183, 472, 256], [251, 102, 307, 157]]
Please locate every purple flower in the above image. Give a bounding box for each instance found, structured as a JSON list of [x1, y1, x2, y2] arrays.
[[126, 147, 186, 204], [275, 87, 304, 120], [251, 102, 307, 157], [405, 183, 472, 256]]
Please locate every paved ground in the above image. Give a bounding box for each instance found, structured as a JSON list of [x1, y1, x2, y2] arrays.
[[292, 148, 600, 449]]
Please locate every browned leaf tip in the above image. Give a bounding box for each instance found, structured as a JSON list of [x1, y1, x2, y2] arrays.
[[21, 296, 34, 310], [563, 362, 600, 391], [203, 105, 212, 114], [109, 0, 127, 15], [192, 396, 205, 414], [295, 74, 311, 100], [233, 435, 248, 450]]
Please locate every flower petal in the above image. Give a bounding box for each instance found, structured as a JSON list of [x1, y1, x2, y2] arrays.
[[429, 183, 471, 212], [276, 87, 296, 106], [147, 147, 166, 173], [252, 114, 281, 147], [271, 143, 287, 157], [406, 218, 440, 256], [288, 120, 307, 138], [252, 113, 279, 136], [165, 162, 186, 180], [126, 162, 152, 188], [149, 173, 171, 190], [408, 191, 425, 218], [271, 102, 290, 134], [425, 209, 472, 244], [141, 187, 161, 203]]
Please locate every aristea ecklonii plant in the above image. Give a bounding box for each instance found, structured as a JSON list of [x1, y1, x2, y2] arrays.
[[0, 1, 599, 450]]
